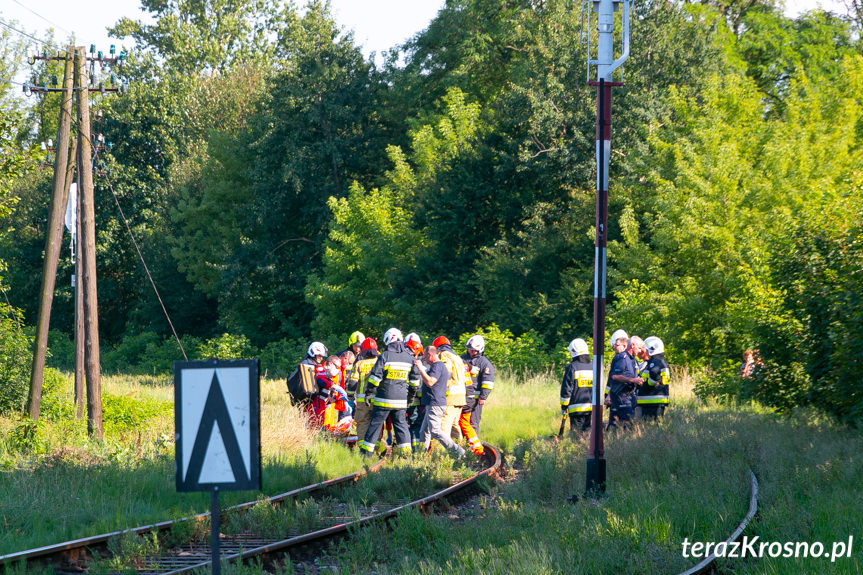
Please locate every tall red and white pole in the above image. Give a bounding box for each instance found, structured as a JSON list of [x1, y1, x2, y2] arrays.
[[585, 0, 629, 495]]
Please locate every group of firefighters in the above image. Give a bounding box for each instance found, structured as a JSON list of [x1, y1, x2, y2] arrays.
[[561, 329, 670, 432], [293, 326, 669, 457], [295, 329, 494, 458]]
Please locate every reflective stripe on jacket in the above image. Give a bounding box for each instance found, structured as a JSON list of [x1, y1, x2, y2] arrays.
[[560, 358, 593, 414], [366, 342, 420, 409]]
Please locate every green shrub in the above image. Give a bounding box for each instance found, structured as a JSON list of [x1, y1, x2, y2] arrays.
[[196, 333, 258, 361], [103, 393, 171, 432], [39, 368, 75, 420], [259, 338, 308, 379], [46, 330, 75, 371], [102, 331, 163, 372], [0, 304, 32, 415], [457, 324, 556, 375]]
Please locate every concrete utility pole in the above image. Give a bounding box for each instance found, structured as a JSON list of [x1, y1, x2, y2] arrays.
[[585, 0, 630, 495], [26, 47, 75, 421], [75, 46, 103, 440]]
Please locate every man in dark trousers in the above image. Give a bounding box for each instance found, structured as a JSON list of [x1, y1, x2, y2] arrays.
[[638, 336, 670, 419], [606, 330, 642, 430], [560, 338, 593, 432], [358, 328, 421, 457], [461, 334, 495, 433]]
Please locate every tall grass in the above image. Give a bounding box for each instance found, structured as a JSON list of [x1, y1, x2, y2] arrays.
[[2, 368, 861, 574], [0, 374, 364, 555]]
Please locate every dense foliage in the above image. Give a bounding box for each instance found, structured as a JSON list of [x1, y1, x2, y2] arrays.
[[1, 0, 861, 422]]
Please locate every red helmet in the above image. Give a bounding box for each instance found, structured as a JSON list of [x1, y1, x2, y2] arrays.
[[405, 339, 423, 357], [433, 336, 450, 348], [361, 337, 378, 351]]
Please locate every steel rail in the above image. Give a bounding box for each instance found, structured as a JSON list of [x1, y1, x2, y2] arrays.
[[156, 443, 503, 575], [676, 469, 759, 575], [0, 457, 386, 571]]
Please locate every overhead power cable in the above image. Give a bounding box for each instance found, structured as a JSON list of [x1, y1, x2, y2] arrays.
[[10, 0, 74, 37], [0, 17, 76, 57], [100, 167, 189, 361]]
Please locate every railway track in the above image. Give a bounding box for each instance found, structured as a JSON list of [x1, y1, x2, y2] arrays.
[[0, 456, 387, 574], [1, 443, 503, 574]]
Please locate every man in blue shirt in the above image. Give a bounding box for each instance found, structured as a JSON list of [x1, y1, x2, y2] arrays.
[[416, 346, 466, 458], [607, 331, 643, 430]]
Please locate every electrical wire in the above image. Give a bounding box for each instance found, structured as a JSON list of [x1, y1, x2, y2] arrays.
[[0, 17, 76, 57], [98, 163, 188, 361], [10, 0, 75, 37]]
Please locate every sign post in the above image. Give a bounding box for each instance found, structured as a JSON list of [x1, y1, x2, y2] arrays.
[[175, 359, 261, 574], [584, 0, 630, 496]]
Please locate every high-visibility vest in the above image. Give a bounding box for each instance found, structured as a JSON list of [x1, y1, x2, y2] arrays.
[[439, 349, 467, 406]]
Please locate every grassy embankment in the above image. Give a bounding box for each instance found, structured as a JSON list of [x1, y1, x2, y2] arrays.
[[1, 370, 862, 574]]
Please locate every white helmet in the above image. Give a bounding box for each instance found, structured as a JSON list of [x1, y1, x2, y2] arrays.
[[383, 327, 403, 346], [567, 338, 589, 358], [644, 336, 665, 356], [405, 332, 422, 346], [308, 341, 328, 358], [609, 329, 628, 349], [466, 334, 485, 354]]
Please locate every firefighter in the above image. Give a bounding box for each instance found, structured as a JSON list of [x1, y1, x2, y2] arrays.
[[339, 331, 366, 357], [359, 328, 421, 457], [416, 345, 465, 458], [289, 341, 328, 410], [560, 338, 593, 432], [461, 334, 495, 433], [310, 355, 341, 428], [405, 333, 425, 452], [353, 337, 380, 447], [606, 330, 642, 430], [637, 336, 670, 419], [433, 336, 477, 454]]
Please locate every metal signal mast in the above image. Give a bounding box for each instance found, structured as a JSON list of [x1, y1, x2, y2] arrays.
[[584, 0, 630, 495]]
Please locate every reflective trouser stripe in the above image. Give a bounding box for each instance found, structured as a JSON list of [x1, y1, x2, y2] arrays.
[[637, 395, 669, 404], [371, 398, 408, 409], [355, 393, 365, 400], [359, 440, 376, 452], [396, 442, 411, 450], [482, 383, 494, 389], [343, 435, 358, 442], [568, 403, 592, 413]]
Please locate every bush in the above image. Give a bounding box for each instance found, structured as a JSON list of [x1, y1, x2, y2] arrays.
[[0, 304, 32, 415], [46, 330, 75, 371], [40, 367, 75, 420], [456, 324, 557, 375], [196, 333, 258, 361], [104, 332, 202, 375], [259, 338, 308, 379]]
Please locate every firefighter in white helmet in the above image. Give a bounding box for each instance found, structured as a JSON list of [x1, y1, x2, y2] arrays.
[[637, 336, 670, 419], [359, 328, 421, 457], [560, 338, 593, 432], [461, 334, 495, 433]]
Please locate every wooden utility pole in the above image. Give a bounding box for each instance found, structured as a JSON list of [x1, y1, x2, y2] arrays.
[[66, 138, 86, 420], [75, 46, 103, 440], [26, 47, 75, 421]]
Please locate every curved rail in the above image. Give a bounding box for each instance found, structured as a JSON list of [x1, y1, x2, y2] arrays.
[[0, 457, 386, 571], [156, 443, 503, 575], [677, 469, 759, 575]]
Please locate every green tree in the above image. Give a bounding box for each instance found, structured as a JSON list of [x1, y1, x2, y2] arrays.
[[110, 0, 291, 75]]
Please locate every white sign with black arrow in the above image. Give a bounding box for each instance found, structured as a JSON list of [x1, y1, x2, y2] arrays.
[[174, 359, 261, 492]]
